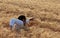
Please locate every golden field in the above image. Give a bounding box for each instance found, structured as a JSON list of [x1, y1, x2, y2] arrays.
[[0, 0, 60, 38]]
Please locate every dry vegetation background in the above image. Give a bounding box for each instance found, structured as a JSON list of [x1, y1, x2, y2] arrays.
[[0, 0, 60, 38]]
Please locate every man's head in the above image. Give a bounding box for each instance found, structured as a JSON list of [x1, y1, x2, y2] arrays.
[[18, 15, 26, 22]]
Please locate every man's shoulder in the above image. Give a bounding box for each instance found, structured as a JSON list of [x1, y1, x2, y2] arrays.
[[16, 19, 23, 24]]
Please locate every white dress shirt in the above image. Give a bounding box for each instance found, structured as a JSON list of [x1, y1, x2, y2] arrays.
[[9, 18, 30, 30]]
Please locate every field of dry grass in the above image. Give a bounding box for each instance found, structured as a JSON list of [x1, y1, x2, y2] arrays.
[[0, 0, 60, 38]]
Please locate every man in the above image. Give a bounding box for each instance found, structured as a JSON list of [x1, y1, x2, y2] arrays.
[[9, 15, 34, 31]]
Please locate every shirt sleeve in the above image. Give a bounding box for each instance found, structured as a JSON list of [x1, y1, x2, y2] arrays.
[[26, 19, 30, 24]]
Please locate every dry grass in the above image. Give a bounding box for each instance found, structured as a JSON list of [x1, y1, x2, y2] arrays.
[[0, 0, 60, 38]]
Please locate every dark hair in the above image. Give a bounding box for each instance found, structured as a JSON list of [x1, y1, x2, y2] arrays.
[[18, 15, 26, 21], [18, 15, 26, 26]]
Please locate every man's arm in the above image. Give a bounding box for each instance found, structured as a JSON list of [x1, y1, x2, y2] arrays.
[[29, 17, 35, 21]]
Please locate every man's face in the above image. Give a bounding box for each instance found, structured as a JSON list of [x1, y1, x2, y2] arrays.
[[22, 19, 26, 22]]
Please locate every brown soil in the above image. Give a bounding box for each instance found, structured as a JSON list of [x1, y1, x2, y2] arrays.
[[0, 0, 60, 38]]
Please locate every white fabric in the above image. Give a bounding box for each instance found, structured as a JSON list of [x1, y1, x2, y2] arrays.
[[9, 18, 30, 29]]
